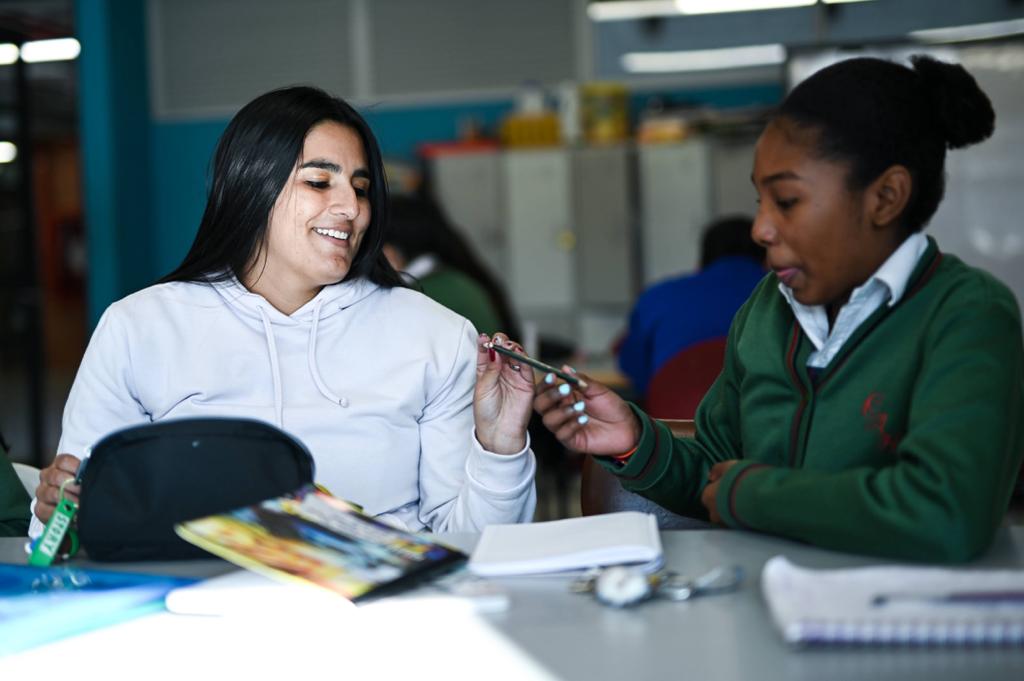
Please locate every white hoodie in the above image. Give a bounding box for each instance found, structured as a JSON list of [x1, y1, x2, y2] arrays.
[[29, 276, 536, 537]]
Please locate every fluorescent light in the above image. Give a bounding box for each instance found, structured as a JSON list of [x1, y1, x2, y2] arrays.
[[20, 38, 80, 63], [588, 0, 831, 21], [0, 43, 18, 65], [0, 142, 17, 164], [674, 0, 814, 14], [910, 19, 1024, 44], [588, 1, 678, 21], [623, 43, 786, 73], [823, 0, 875, 3]]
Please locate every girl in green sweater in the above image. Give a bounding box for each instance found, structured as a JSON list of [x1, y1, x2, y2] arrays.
[[535, 55, 1023, 562], [1, 429, 30, 536]]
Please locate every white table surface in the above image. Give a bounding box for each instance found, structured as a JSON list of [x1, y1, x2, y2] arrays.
[[2, 527, 1024, 680]]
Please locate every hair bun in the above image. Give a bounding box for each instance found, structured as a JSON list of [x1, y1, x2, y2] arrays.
[[911, 54, 995, 149]]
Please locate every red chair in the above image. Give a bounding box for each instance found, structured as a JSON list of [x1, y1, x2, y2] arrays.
[[645, 337, 727, 419]]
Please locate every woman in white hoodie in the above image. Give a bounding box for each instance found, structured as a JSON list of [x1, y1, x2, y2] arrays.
[[32, 86, 536, 535]]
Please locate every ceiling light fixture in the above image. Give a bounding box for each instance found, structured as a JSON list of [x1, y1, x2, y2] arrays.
[[0, 44, 19, 66], [589, 0, 875, 22], [622, 43, 787, 73], [20, 38, 80, 63], [673, 1, 814, 15], [587, 1, 678, 21], [0, 142, 18, 164], [910, 18, 1024, 44]]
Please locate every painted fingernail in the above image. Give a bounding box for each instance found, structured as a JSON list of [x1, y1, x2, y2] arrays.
[[577, 414, 589, 425], [545, 373, 556, 385], [573, 400, 585, 412], [488, 348, 496, 362], [558, 383, 571, 396]]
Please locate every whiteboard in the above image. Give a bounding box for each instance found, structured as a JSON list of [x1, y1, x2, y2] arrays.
[[929, 43, 1024, 316]]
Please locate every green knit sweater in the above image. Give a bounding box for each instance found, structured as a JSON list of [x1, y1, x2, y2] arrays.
[[603, 238, 1024, 562], [1, 452, 30, 537], [418, 267, 503, 337]]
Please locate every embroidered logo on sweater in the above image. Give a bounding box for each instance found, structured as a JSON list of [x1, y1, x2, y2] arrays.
[[862, 392, 902, 453]]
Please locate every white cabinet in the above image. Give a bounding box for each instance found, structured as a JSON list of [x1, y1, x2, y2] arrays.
[[638, 137, 758, 286], [430, 151, 507, 276], [637, 140, 713, 286], [503, 150, 576, 313], [571, 145, 635, 354], [572, 145, 634, 307]]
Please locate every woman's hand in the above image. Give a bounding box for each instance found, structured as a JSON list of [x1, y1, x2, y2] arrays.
[[34, 453, 82, 524], [474, 333, 535, 454], [533, 372, 641, 456], [701, 460, 740, 524]]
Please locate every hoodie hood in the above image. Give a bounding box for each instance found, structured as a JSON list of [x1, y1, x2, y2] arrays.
[[209, 275, 382, 428], [209, 274, 380, 328]]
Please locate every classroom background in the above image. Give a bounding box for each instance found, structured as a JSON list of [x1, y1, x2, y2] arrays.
[[1, 0, 1022, 520]]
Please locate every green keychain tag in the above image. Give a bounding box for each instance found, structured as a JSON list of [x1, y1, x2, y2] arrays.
[[28, 481, 79, 567]]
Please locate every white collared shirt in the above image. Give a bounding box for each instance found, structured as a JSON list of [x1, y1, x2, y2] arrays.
[[778, 233, 929, 368], [403, 253, 439, 281]]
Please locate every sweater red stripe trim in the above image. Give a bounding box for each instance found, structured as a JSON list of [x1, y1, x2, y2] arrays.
[[618, 413, 663, 483], [817, 250, 943, 393], [727, 463, 771, 529], [905, 251, 943, 301], [785, 322, 807, 467]]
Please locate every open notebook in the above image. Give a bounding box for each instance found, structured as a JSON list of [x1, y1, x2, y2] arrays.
[[468, 511, 662, 577], [762, 555, 1024, 647]]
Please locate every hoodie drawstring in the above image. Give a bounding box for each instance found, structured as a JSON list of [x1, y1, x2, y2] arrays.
[[257, 306, 285, 428], [308, 299, 349, 409]]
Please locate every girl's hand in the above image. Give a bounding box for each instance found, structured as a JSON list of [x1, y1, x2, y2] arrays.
[[701, 460, 740, 524], [34, 454, 82, 523], [533, 372, 640, 456], [474, 333, 535, 454]]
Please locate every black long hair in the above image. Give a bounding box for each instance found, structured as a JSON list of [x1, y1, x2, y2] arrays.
[[160, 86, 404, 289], [777, 55, 995, 234], [386, 195, 522, 339]]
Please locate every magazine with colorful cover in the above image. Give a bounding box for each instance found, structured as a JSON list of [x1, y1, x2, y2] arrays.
[[174, 486, 466, 602]]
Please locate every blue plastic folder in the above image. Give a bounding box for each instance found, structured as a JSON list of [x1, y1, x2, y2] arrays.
[[0, 563, 197, 655]]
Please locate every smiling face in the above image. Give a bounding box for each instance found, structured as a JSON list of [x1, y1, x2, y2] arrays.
[[751, 119, 901, 309], [245, 121, 372, 313]]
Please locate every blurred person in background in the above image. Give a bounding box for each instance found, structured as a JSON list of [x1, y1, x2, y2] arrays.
[[384, 195, 519, 339], [1, 428, 30, 536], [617, 215, 764, 411]]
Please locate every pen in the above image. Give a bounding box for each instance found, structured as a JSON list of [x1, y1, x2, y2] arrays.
[[484, 343, 585, 387], [872, 591, 1024, 607]]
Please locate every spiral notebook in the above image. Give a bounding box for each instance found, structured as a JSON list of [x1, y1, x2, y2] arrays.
[[762, 555, 1024, 647]]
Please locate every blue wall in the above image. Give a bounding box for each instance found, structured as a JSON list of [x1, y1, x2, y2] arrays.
[[149, 119, 225, 276], [77, 0, 152, 325]]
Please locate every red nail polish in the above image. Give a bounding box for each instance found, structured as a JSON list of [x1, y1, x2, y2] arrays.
[[488, 348, 496, 362]]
